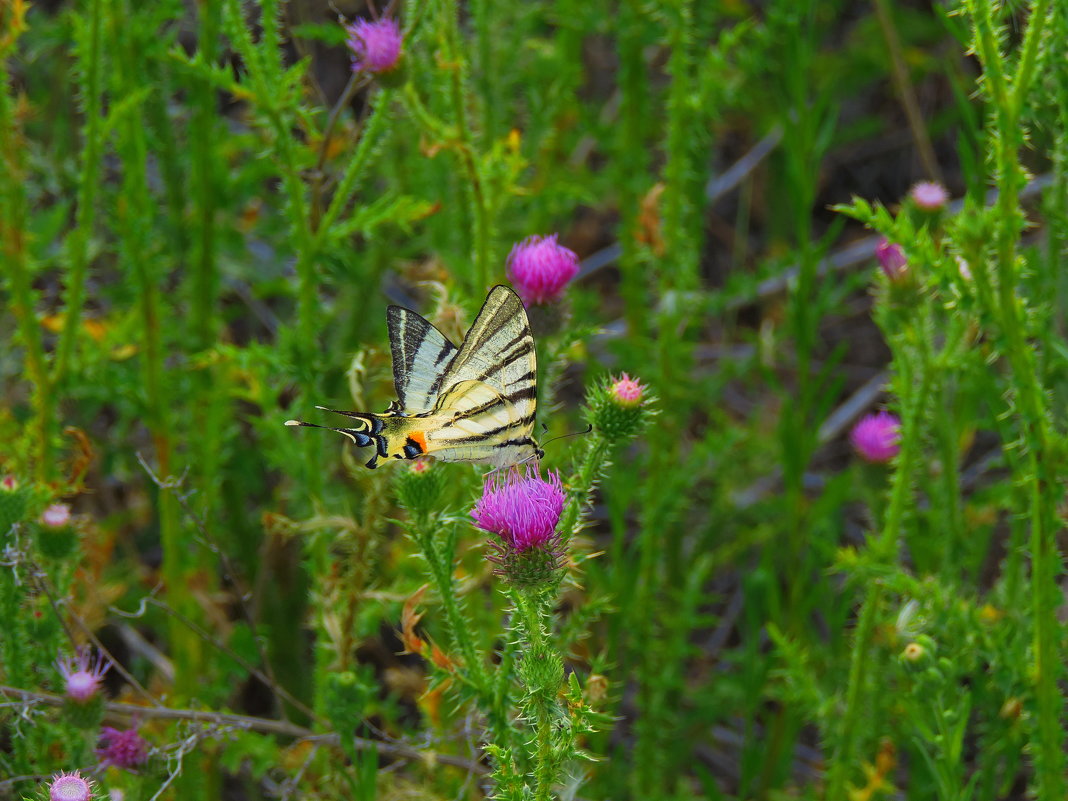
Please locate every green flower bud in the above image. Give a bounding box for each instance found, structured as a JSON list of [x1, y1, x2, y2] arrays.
[[393, 458, 447, 519]]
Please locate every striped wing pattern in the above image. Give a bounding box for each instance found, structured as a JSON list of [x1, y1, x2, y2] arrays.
[[386, 306, 458, 413], [287, 286, 540, 468], [421, 286, 538, 460]]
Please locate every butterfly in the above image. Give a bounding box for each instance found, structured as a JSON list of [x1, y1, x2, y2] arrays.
[[286, 285, 543, 469]]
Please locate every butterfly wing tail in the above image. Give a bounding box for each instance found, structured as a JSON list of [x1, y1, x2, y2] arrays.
[[285, 412, 391, 468]]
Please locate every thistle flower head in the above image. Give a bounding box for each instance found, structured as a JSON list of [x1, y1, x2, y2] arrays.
[[850, 411, 901, 463], [56, 648, 110, 704], [96, 726, 149, 771], [48, 771, 93, 801], [472, 465, 566, 586], [910, 181, 948, 211], [345, 17, 403, 74], [41, 503, 72, 528], [1, 475, 16, 491], [875, 239, 907, 280], [506, 234, 579, 306]]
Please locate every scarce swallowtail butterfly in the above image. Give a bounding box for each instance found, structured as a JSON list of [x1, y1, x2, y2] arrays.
[[286, 285, 543, 469]]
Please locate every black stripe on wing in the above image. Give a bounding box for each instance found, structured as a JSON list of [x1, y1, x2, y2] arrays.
[[386, 305, 458, 413]]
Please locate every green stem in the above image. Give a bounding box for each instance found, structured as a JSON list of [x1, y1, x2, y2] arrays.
[[970, 2, 1063, 795], [438, 0, 491, 292], [55, 0, 106, 388], [826, 316, 933, 800], [109, 0, 200, 696], [556, 436, 610, 550], [313, 88, 394, 246], [512, 588, 560, 801]]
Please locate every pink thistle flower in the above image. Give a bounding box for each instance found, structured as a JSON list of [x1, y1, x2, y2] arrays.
[[472, 466, 566, 585], [850, 412, 901, 463], [56, 648, 110, 704], [48, 771, 93, 801], [96, 726, 149, 771], [41, 503, 72, 528], [910, 181, 948, 211], [1, 475, 16, 491], [345, 17, 403, 74], [609, 373, 645, 407], [875, 239, 907, 280], [506, 234, 579, 306]]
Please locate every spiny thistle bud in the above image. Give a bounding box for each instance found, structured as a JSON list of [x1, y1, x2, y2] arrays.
[[849, 411, 901, 463], [0, 475, 27, 536], [506, 234, 579, 307], [41, 503, 71, 527], [909, 180, 948, 212], [472, 465, 566, 587], [96, 726, 149, 771], [875, 239, 907, 280], [393, 458, 446, 520], [345, 17, 403, 75], [47, 771, 94, 801], [38, 502, 78, 560], [585, 373, 654, 443]]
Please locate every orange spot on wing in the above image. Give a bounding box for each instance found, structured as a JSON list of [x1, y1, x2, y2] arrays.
[[410, 431, 428, 452]]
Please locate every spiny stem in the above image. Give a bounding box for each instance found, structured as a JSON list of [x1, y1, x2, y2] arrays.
[[438, 0, 491, 292], [826, 310, 933, 800], [55, 0, 106, 387]]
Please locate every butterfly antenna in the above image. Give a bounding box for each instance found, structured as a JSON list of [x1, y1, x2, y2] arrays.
[[539, 424, 594, 450]]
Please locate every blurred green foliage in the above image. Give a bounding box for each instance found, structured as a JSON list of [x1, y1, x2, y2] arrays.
[[1, 0, 1066, 799]]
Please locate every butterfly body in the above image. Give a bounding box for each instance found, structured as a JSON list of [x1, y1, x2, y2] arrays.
[[287, 286, 542, 469]]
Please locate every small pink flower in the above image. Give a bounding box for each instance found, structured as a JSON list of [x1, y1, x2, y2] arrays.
[[506, 234, 579, 306], [472, 465, 565, 552], [96, 726, 149, 771], [850, 412, 901, 463], [345, 17, 403, 74], [1, 475, 16, 491], [910, 181, 948, 211], [609, 373, 645, 407], [41, 503, 72, 528], [875, 239, 907, 280], [48, 771, 93, 801], [56, 648, 110, 703]]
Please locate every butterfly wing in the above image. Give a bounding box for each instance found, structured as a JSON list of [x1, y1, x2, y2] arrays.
[[386, 305, 459, 414], [435, 285, 537, 423], [289, 286, 540, 468], [413, 286, 539, 465]]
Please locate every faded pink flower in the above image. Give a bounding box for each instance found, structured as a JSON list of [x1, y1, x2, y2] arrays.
[[41, 503, 72, 528], [609, 373, 645, 407], [850, 412, 901, 463], [1, 475, 16, 491], [345, 17, 403, 74], [56, 648, 110, 704], [910, 181, 948, 211], [48, 771, 93, 801], [875, 239, 907, 280], [96, 726, 149, 771], [506, 234, 579, 305]]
